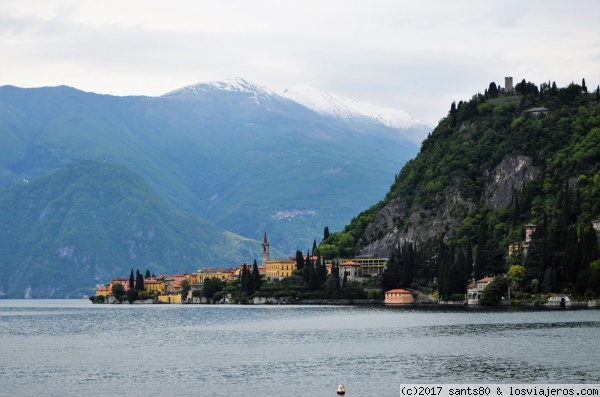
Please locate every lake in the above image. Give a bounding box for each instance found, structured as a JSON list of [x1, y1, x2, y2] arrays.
[[0, 300, 598, 396]]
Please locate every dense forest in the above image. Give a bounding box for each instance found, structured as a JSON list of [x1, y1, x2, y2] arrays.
[[319, 79, 600, 300]]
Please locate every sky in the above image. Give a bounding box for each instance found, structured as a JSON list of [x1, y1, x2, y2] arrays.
[[1, 0, 599, 126]]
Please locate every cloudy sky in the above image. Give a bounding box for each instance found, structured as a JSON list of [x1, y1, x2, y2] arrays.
[[1, 0, 598, 125]]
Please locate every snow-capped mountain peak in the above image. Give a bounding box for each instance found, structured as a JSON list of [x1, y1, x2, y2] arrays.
[[280, 85, 432, 133], [162, 78, 278, 104]]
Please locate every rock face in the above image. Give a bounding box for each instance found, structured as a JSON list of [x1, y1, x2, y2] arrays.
[[483, 155, 539, 209], [358, 154, 538, 258]]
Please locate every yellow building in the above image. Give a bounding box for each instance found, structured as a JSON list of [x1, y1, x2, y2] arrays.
[[144, 279, 165, 295], [157, 294, 182, 303], [265, 259, 296, 280], [96, 285, 111, 297], [197, 268, 235, 283]]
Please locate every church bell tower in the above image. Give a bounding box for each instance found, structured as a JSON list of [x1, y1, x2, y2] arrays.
[[261, 232, 269, 266]]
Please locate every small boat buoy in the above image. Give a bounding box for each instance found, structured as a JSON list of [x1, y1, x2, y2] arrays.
[[337, 384, 346, 395]]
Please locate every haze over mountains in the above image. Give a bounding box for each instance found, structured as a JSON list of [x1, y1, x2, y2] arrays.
[[0, 78, 430, 297]]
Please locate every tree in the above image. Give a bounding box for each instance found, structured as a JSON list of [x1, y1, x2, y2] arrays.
[[252, 260, 262, 292], [135, 269, 144, 291], [295, 250, 305, 270], [202, 278, 223, 301], [474, 221, 487, 279], [180, 279, 191, 302], [480, 277, 511, 306], [508, 265, 526, 287], [582, 78, 587, 94], [129, 269, 135, 291], [111, 282, 125, 298], [596, 85, 599, 103], [323, 226, 330, 240], [145, 269, 151, 279]]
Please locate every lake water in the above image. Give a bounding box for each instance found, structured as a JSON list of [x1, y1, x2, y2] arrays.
[[0, 300, 599, 397]]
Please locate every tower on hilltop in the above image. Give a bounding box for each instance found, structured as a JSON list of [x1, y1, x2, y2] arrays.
[[505, 77, 514, 95], [262, 232, 269, 266]]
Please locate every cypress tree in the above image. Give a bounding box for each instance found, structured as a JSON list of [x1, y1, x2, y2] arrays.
[[295, 250, 305, 270], [135, 270, 144, 291], [323, 226, 330, 240], [129, 269, 135, 291], [252, 260, 262, 292], [145, 270, 151, 279], [474, 222, 487, 280]]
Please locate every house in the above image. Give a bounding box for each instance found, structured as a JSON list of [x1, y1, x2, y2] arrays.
[[344, 257, 388, 276], [339, 261, 361, 281], [109, 278, 130, 292], [96, 285, 111, 297], [265, 259, 296, 280], [466, 276, 495, 305], [523, 107, 549, 117], [197, 268, 236, 283], [385, 289, 414, 305], [144, 279, 165, 295]]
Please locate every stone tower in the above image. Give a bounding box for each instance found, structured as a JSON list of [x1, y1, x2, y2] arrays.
[[505, 77, 513, 95], [261, 232, 269, 266]]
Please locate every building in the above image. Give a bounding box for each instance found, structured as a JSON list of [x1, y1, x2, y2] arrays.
[[592, 219, 600, 232], [508, 224, 536, 257], [345, 257, 388, 276], [384, 289, 414, 305], [505, 76, 513, 95], [339, 261, 361, 281], [96, 285, 111, 297], [265, 259, 296, 280], [157, 294, 182, 304], [109, 278, 130, 293], [466, 276, 495, 305], [197, 268, 235, 283], [144, 279, 165, 295], [523, 107, 549, 117]]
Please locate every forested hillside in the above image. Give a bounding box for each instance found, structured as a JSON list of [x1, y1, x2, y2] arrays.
[[321, 80, 600, 299], [0, 160, 261, 298]]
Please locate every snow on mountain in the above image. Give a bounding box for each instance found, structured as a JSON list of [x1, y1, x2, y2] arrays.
[[163, 78, 432, 143], [162, 78, 278, 106], [280, 86, 432, 143]]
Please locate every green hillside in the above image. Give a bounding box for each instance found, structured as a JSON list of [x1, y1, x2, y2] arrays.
[[0, 160, 262, 298], [322, 80, 600, 298]]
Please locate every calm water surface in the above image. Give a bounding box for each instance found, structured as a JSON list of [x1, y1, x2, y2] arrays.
[[0, 300, 598, 396]]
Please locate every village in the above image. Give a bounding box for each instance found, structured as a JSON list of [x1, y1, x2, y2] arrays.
[[93, 225, 600, 308]]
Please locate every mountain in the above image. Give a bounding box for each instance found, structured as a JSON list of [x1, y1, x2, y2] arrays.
[[321, 80, 600, 296], [0, 79, 427, 253], [0, 160, 263, 298], [281, 85, 432, 144]]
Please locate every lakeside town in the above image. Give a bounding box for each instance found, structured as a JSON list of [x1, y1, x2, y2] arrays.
[[92, 230, 600, 308]]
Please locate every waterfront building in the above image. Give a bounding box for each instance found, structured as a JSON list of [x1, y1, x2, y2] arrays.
[[109, 278, 130, 292], [466, 276, 495, 305], [96, 285, 111, 297], [384, 289, 414, 305]]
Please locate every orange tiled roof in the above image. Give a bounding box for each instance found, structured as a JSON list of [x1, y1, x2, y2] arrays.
[[385, 289, 410, 294]]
